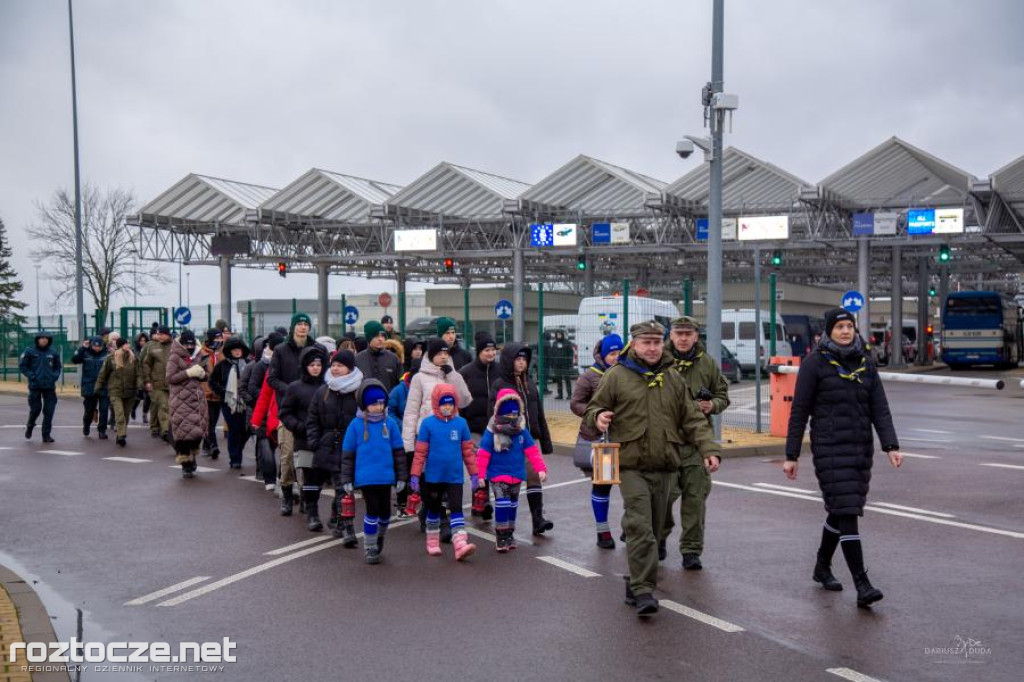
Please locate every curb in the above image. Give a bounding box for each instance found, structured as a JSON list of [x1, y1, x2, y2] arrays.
[[0, 566, 70, 682]]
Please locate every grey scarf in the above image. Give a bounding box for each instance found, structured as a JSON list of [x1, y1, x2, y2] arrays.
[[326, 367, 363, 394]]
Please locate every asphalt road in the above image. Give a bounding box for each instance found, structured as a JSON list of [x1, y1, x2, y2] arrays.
[[1, 369, 1022, 682]]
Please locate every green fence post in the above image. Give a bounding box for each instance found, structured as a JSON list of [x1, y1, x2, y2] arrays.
[[398, 291, 406, 336], [463, 286, 471, 354], [622, 280, 630, 338], [341, 294, 347, 335], [247, 301, 254, 342], [684, 278, 693, 317], [538, 283, 546, 396], [207, 304, 212, 331], [769, 273, 778, 357], [292, 298, 297, 317]]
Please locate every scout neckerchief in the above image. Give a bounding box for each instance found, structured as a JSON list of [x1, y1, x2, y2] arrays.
[[672, 345, 703, 372], [618, 355, 667, 388], [821, 349, 867, 383], [587, 360, 608, 377]]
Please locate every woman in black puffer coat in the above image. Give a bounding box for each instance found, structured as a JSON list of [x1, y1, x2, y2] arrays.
[[785, 308, 902, 608], [279, 345, 328, 531], [490, 341, 554, 535]]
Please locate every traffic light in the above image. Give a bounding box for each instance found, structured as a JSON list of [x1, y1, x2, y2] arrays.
[[938, 244, 951, 263], [277, 262, 286, 278], [444, 257, 454, 274], [929, 286, 936, 297], [576, 255, 587, 271], [770, 250, 783, 267]]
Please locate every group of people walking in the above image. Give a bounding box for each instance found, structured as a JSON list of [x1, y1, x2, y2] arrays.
[[18, 305, 902, 618]]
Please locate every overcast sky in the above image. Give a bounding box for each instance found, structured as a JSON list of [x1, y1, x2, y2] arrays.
[[2, 0, 1022, 319]]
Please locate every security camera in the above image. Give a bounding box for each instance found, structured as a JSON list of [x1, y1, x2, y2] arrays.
[[675, 140, 695, 159]]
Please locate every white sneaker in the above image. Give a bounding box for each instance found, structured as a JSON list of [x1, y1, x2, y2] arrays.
[[265, 483, 275, 492]]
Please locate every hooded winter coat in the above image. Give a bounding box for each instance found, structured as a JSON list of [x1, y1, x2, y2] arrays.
[[669, 342, 730, 465], [571, 341, 611, 442], [141, 338, 172, 391], [251, 374, 280, 435], [71, 338, 109, 397], [19, 332, 62, 390], [339, 379, 407, 488], [278, 346, 327, 452], [448, 341, 473, 372], [476, 389, 545, 483], [306, 368, 362, 472], [209, 338, 251, 413], [239, 336, 265, 408], [355, 344, 402, 393], [95, 347, 142, 399], [489, 342, 553, 454], [459, 353, 497, 434], [403, 337, 426, 373], [167, 340, 209, 443], [410, 383, 477, 484], [401, 356, 473, 453], [785, 342, 899, 516], [584, 347, 720, 472], [268, 333, 315, 401]]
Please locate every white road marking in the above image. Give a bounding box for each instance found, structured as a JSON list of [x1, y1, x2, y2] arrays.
[[156, 517, 418, 606], [714, 481, 1024, 539], [659, 600, 745, 633], [871, 502, 954, 518], [167, 465, 219, 473], [902, 437, 951, 444], [40, 450, 84, 456], [103, 456, 151, 463], [826, 667, 886, 682], [0, 446, 12, 450], [124, 576, 210, 606], [264, 536, 334, 556], [980, 435, 1024, 443], [539, 478, 590, 491], [979, 463, 1024, 471], [536, 556, 600, 578], [464, 526, 533, 547], [754, 482, 820, 496], [899, 451, 941, 459], [913, 428, 951, 435]]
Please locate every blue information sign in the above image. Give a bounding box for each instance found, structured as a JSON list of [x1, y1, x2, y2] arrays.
[[495, 299, 513, 320], [841, 290, 865, 313], [852, 213, 874, 236], [344, 306, 359, 325], [530, 223, 554, 247], [907, 209, 935, 235], [173, 307, 192, 326], [591, 223, 611, 244], [696, 218, 709, 241]]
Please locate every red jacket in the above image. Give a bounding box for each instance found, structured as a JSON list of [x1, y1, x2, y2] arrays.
[[251, 374, 280, 434]]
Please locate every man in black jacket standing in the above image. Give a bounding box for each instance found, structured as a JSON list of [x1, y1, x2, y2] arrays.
[[268, 312, 316, 511], [356, 320, 401, 393]]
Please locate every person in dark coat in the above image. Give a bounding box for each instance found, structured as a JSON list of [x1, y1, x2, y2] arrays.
[[355, 320, 401, 392], [436, 317, 473, 370], [388, 336, 425, 515], [403, 337, 426, 373], [279, 346, 329, 530], [71, 336, 110, 439], [19, 331, 62, 443], [131, 332, 151, 424], [268, 313, 316, 507], [785, 307, 903, 608], [490, 341, 554, 535], [167, 331, 209, 478], [306, 350, 363, 544], [460, 331, 499, 520], [209, 337, 252, 469]]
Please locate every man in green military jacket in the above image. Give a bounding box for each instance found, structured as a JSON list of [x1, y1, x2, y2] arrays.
[[585, 320, 720, 618], [660, 315, 729, 570]]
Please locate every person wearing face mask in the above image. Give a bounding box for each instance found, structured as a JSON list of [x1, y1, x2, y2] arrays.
[[269, 312, 317, 511], [142, 326, 174, 442], [209, 337, 252, 470], [306, 350, 363, 543], [19, 331, 62, 444], [355, 320, 401, 393], [435, 317, 473, 371], [279, 346, 329, 530], [785, 308, 902, 609], [570, 333, 624, 549], [167, 330, 209, 478], [95, 338, 142, 447], [340, 380, 407, 564], [198, 329, 224, 459], [72, 336, 110, 440], [490, 342, 554, 536], [584, 321, 720, 618]]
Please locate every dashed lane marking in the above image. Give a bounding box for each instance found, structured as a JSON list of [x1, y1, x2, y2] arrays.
[[536, 477, 590, 492], [465, 526, 533, 547], [901, 437, 951, 444], [898, 451, 941, 459], [753, 482, 819, 496], [659, 599, 745, 633], [714, 481, 1024, 540], [979, 463, 1024, 471], [264, 536, 333, 556], [167, 465, 219, 474], [103, 456, 151, 463], [913, 428, 951, 435], [871, 502, 954, 518], [125, 576, 211, 606], [980, 435, 1024, 443], [536, 556, 600, 578], [39, 450, 84, 456], [826, 667, 886, 682]]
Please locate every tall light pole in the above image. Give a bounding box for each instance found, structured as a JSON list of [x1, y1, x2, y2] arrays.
[[68, 0, 85, 341], [705, 0, 726, 374], [35, 265, 41, 323]]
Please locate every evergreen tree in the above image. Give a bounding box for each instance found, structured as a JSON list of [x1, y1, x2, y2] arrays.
[[0, 217, 28, 327]]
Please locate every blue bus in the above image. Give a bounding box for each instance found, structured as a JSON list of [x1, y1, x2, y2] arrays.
[[941, 291, 1022, 369]]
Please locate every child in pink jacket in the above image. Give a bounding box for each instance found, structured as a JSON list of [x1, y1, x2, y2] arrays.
[[475, 389, 547, 552]]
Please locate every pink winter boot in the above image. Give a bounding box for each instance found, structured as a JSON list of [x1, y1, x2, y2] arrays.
[[426, 529, 443, 556], [453, 531, 476, 561]]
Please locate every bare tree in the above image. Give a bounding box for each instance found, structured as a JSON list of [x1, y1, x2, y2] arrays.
[[28, 184, 167, 317]]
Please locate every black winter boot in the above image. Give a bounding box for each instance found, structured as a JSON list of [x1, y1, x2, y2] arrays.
[[440, 509, 453, 544], [528, 489, 553, 535], [813, 559, 843, 591], [340, 521, 358, 548], [328, 497, 341, 533], [854, 572, 883, 607], [306, 498, 323, 532], [280, 485, 294, 516]]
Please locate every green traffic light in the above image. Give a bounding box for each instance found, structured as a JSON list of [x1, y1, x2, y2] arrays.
[[577, 257, 587, 271], [771, 251, 783, 267], [938, 245, 951, 263]]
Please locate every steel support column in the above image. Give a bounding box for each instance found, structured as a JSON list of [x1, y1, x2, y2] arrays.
[[316, 263, 329, 337], [858, 237, 871, 331], [916, 256, 929, 365], [219, 257, 232, 331], [512, 242, 524, 342], [891, 244, 903, 367]]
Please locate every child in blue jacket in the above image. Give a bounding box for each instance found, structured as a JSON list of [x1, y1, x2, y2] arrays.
[[340, 379, 407, 564], [410, 383, 479, 561]]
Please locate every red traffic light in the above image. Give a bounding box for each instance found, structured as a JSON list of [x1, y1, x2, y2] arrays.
[[925, 325, 934, 335], [444, 258, 454, 272], [277, 262, 287, 278]]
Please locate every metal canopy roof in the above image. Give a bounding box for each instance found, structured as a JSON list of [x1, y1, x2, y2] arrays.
[[518, 154, 666, 213], [137, 174, 278, 225], [663, 147, 812, 214], [256, 168, 402, 224], [384, 162, 531, 220], [819, 137, 976, 210]]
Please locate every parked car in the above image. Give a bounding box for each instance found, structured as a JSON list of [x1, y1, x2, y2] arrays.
[[719, 344, 742, 384]]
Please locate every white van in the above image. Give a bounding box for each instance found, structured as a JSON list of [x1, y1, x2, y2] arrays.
[[576, 296, 679, 373], [720, 309, 793, 371]]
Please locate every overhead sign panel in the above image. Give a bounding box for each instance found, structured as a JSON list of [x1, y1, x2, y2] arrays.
[[591, 223, 611, 244], [874, 212, 898, 236], [530, 223, 554, 247], [934, 207, 964, 234], [394, 229, 438, 252], [610, 222, 630, 244], [552, 223, 578, 246], [907, 209, 935, 235], [738, 215, 789, 241], [852, 213, 874, 236], [696, 218, 737, 241]]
